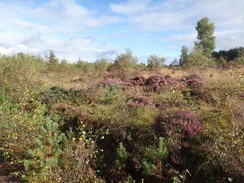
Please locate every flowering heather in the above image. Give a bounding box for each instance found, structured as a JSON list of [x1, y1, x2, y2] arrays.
[[127, 95, 155, 108], [145, 75, 176, 92], [101, 78, 120, 87], [156, 110, 203, 136], [180, 74, 205, 88], [130, 76, 146, 86], [145, 75, 168, 85]]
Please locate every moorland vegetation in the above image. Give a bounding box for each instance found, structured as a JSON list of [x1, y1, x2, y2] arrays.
[[0, 17, 243, 183]]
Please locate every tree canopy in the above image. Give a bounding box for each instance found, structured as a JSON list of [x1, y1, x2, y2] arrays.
[[195, 17, 216, 57]]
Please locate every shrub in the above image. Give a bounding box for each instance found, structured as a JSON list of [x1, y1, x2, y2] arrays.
[[102, 78, 120, 87], [99, 83, 124, 104], [145, 75, 175, 86], [0, 54, 46, 99], [130, 76, 146, 86], [0, 99, 47, 162], [141, 137, 169, 180], [155, 110, 203, 163], [145, 75, 176, 92], [94, 58, 111, 72], [23, 116, 66, 182], [75, 60, 96, 73], [180, 74, 205, 88], [156, 110, 203, 137], [58, 126, 103, 182], [37, 86, 85, 107], [109, 49, 138, 80], [184, 45, 214, 66], [147, 54, 166, 68]]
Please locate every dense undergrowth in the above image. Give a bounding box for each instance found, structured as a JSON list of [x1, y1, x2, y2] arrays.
[[0, 54, 243, 183]]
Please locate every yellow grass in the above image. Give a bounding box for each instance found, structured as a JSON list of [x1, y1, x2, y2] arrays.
[[42, 72, 80, 89]]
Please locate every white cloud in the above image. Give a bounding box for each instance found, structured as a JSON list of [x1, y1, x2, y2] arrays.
[[110, 0, 151, 15], [216, 30, 244, 50], [0, 0, 121, 61], [160, 33, 197, 46], [110, 0, 244, 50], [110, 0, 244, 31], [96, 49, 117, 58]]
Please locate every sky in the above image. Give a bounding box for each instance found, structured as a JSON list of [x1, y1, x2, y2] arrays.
[[0, 0, 244, 64]]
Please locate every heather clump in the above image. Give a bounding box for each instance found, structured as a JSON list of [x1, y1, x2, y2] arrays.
[[101, 78, 120, 87], [145, 75, 172, 85], [130, 76, 146, 86], [180, 74, 205, 88], [155, 110, 204, 177], [145, 75, 176, 92], [156, 110, 203, 137]]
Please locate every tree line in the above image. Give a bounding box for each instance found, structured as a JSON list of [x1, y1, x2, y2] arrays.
[[14, 17, 244, 76]]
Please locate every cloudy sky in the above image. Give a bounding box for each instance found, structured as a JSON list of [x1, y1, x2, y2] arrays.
[[0, 0, 243, 64]]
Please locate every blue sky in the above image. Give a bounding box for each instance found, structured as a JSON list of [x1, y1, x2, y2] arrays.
[[0, 0, 243, 64]]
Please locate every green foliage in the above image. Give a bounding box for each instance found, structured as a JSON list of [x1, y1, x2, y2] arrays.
[[180, 17, 215, 66], [115, 142, 128, 170], [48, 50, 59, 65], [201, 124, 244, 182], [195, 17, 216, 57], [109, 49, 138, 79], [94, 58, 112, 72], [0, 53, 46, 98], [37, 86, 85, 107], [75, 60, 96, 73], [119, 176, 136, 183], [179, 45, 189, 66], [56, 59, 78, 74], [23, 116, 66, 182], [134, 62, 147, 69], [213, 46, 244, 63], [147, 54, 166, 68], [0, 85, 11, 103], [154, 137, 169, 159], [142, 137, 168, 177], [186, 45, 214, 66], [167, 168, 189, 183], [101, 83, 123, 104], [217, 55, 227, 64], [0, 96, 47, 163]]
